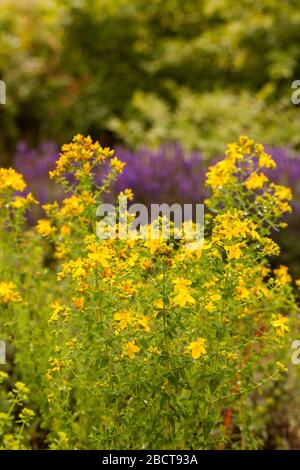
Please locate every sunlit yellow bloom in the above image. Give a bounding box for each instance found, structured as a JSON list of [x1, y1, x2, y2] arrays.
[[49, 300, 71, 323], [136, 315, 151, 332], [274, 265, 291, 285], [14, 382, 30, 401], [225, 244, 243, 260], [206, 158, 236, 191], [154, 298, 164, 309], [262, 237, 280, 256], [205, 301, 217, 312], [0, 282, 22, 304], [11, 193, 37, 209], [185, 337, 207, 359], [271, 314, 289, 336], [245, 172, 268, 190], [258, 152, 276, 169], [114, 310, 132, 330], [270, 183, 292, 201], [110, 157, 125, 173], [72, 297, 85, 311], [236, 279, 250, 299], [119, 188, 134, 201], [123, 341, 140, 359], [59, 195, 84, 218], [60, 224, 71, 236], [36, 219, 53, 237], [172, 278, 195, 308], [0, 168, 26, 192], [87, 244, 111, 268]]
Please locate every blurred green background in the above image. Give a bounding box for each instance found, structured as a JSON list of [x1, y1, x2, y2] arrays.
[[1, 0, 300, 161]]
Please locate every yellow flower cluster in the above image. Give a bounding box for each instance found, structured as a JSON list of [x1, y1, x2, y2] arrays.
[[49, 134, 114, 180], [0, 282, 22, 304], [0, 168, 26, 192]]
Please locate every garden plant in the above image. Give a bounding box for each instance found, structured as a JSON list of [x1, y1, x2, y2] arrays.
[[0, 135, 299, 450]]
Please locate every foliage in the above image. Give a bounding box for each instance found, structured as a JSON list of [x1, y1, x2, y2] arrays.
[[0, 135, 299, 449], [1, 0, 300, 158]]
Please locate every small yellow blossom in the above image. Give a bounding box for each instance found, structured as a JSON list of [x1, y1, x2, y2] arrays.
[[59, 195, 84, 218], [36, 219, 53, 237], [0, 168, 26, 192], [123, 341, 140, 359], [271, 314, 289, 337], [245, 172, 268, 190], [185, 337, 207, 359], [274, 265, 292, 285], [114, 311, 132, 330], [154, 298, 164, 309], [11, 193, 37, 209], [0, 282, 22, 304], [225, 244, 243, 260], [110, 157, 125, 173], [258, 152, 276, 169]]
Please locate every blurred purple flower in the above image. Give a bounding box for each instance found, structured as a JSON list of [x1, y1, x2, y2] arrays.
[[111, 143, 208, 206], [13, 141, 61, 205], [12, 141, 300, 219]]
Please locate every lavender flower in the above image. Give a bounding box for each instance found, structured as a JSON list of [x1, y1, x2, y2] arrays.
[[13, 141, 61, 204], [110, 143, 208, 206], [12, 141, 300, 218]]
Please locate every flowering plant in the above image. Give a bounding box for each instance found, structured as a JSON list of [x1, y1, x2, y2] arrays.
[[0, 135, 299, 449]]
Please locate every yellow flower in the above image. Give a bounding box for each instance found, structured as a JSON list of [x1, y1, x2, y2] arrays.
[[172, 278, 195, 308], [273, 265, 292, 285], [206, 158, 236, 191], [236, 279, 250, 299], [114, 310, 132, 330], [271, 314, 289, 337], [262, 238, 280, 256], [120, 188, 134, 201], [271, 183, 292, 201], [173, 278, 192, 291], [110, 157, 125, 173], [60, 224, 71, 236], [154, 298, 164, 309], [148, 346, 161, 356], [0, 168, 26, 192], [213, 211, 259, 241], [59, 195, 84, 218], [49, 300, 71, 323], [0, 282, 22, 304], [87, 245, 111, 268], [185, 337, 207, 359], [19, 407, 35, 425], [258, 152, 276, 169], [205, 301, 216, 312], [36, 219, 53, 237], [295, 279, 300, 287], [11, 193, 38, 209], [136, 315, 151, 332], [123, 341, 140, 359], [72, 296, 85, 311], [245, 172, 268, 190], [14, 382, 30, 401], [225, 244, 243, 260]]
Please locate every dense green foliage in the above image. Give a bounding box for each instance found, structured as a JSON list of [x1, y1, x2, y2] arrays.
[[1, 0, 300, 159]]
